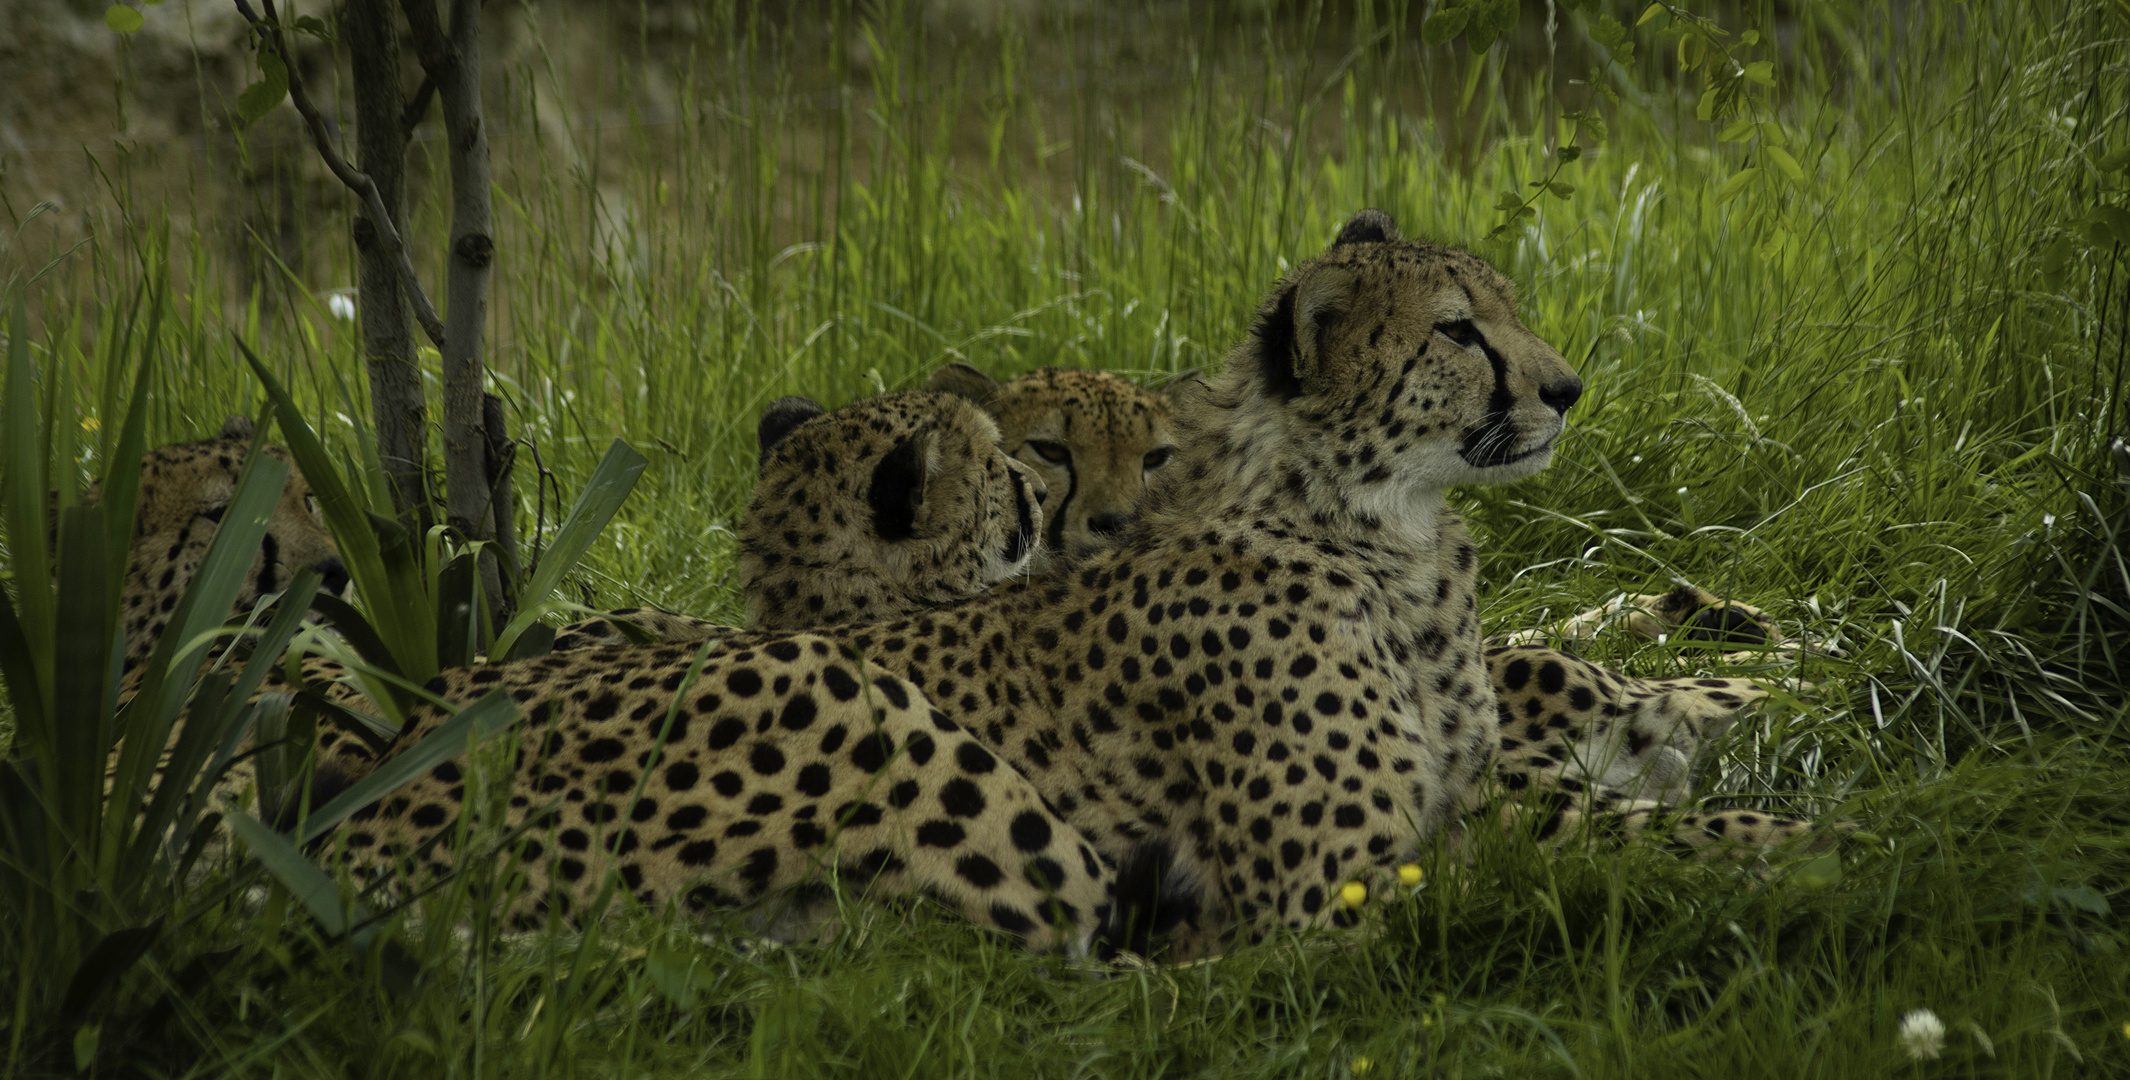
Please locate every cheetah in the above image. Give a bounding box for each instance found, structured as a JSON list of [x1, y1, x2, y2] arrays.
[[106, 416, 348, 676], [301, 390, 1048, 782], [901, 368, 1819, 854], [340, 209, 1631, 954], [924, 364, 1189, 567], [543, 390, 1047, 648]]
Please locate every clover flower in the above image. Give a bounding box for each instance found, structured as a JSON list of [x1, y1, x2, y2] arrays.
[[1397, 864, 1423, 887], [1898, 1009, 1946, 1061], [1340, 881, 1368, 908]]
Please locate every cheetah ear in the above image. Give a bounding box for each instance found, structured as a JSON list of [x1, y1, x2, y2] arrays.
[[757, 396, 827, 472], [924, 362, 1002, 409], [1331, 208, 1399, 248], [219, 414, 255, 441], [1290, 264, 1358, 387], [868, 427, 937, 541]]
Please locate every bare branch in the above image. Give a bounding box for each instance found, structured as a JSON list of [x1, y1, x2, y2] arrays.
[[400, 73, 437, 138], [234, 0, 447, 348]]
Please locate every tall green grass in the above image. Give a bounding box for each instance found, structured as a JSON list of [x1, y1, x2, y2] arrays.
[[4, 0, 2128, 1074]]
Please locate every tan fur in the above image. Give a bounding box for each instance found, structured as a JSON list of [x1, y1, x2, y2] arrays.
[[336, 211, 1612, 954], [926, 365, 1183, 567]]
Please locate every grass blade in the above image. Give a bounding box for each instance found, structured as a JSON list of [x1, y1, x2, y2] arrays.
[[489, 439, 646, 661], [297, 689, 520, 846]]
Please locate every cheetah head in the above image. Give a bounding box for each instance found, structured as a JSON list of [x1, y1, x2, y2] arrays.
[[1181, 209, 1581, 528], [924, 364, 1191, 566], [741, 391, 1047, 628], [117, 416, 347, 672]]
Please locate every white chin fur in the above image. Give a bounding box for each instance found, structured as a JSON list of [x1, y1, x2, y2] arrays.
[[984, 545, 1037, 583]]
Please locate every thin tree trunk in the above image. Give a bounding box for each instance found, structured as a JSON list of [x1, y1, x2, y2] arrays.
[[345, 0, 430, 527], [404, 0, 504, 605]]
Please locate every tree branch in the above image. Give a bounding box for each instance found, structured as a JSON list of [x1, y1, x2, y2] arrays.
[[234, 0, 447, 348], [400, 73, 436, 138]]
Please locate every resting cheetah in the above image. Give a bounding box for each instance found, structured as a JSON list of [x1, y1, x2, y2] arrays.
[[305, 390, 1049, 786], [901, 369, 1819, 852], [924, 364, 1188, 567], [107, 416, 347, 676], [341, 209, 1634, 954]]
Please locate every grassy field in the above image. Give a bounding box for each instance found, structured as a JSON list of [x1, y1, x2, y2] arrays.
[[5, 0, 2129, 1075]]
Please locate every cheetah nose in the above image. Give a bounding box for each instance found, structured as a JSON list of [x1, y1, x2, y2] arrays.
[[316, 557, 351, 595], [1538, 377, 1584, 415], [1087, 513, 1130, 537], [1031, 480, 1050, 505]]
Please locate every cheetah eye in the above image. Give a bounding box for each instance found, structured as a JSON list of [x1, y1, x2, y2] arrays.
[[304, 494, 320, 519], [1142, 447, 1173, 470], [1435, 319, 1483, 348], [1027, 440, 1072, 465]]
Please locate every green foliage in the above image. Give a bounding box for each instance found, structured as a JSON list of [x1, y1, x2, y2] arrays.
[[11, 0, 2130, 1072], [234, 49, 289, 130]]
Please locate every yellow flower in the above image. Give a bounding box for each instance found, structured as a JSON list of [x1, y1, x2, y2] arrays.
[[1340, 881, 1368, 907], [1397, 863, 1423, 887], [80, 416, 100, 433], [2121, 1020, 2130, 1041], [1350, 1056, 1373, 1075]]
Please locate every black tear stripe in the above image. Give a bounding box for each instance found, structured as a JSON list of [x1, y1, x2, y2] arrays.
[[1457, 327, 1523, 466], [255, 532, 280, 597], [1005, 469, 1037, 565], [1046, 455, 1079, 550]]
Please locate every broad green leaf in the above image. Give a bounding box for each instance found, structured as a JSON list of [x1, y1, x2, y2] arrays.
[[237, 337, 437, 680], [3, 289, 54, 719], [1740, 29, 1760, 45], [1420, 7, 1468, 47], [1764, 145, 1805, 184], [1636, 3, 1665, 26], [1742, 61, 1775, 87], [103, 5, 143, 32], [1717, 117, 1756, 143], [1715, 167, 1761, 206], [236, 51, 290, 128], [2089, 205, 2130, 246], [50, 506, 116, 842], [1556, 144, 1581, 163], [227, 810, 374, 946], [2096, 146, 2130, 173], [57, 920, 163, 1030], [1789, 850, 1841, 889], [298, 689, 519, 844], [488, 439, 646, 661], [1548, 181, 1575, 198], [2040, 235, 2077, 287], [1494, 191, 1525, 211], [106, 453, 290, 844], [1695, 86, 1718, 122]]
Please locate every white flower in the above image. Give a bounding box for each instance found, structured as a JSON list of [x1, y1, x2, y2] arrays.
[[1899, 1009, 1946, 1061], [325, 289, 358, 321]]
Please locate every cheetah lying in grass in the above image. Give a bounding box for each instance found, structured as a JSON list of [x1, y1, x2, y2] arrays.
[[330, 211, 1832, 957]]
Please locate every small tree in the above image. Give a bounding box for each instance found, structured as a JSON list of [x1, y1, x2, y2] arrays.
[[233, 0, 517, 605]]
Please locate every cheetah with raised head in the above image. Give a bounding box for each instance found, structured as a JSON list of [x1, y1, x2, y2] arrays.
[[904, 367, 1819, 854], [338, 211, 1815, 955], [923, 364, 1188, 567]]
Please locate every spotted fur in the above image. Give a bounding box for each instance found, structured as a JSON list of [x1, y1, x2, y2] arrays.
[[109, 417, 347, 675], [336, 210, 1610, 954], [926, 364, 1187, 568]]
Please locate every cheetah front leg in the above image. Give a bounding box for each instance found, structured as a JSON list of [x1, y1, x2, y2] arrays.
[[338, 642, 1115, 953]]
